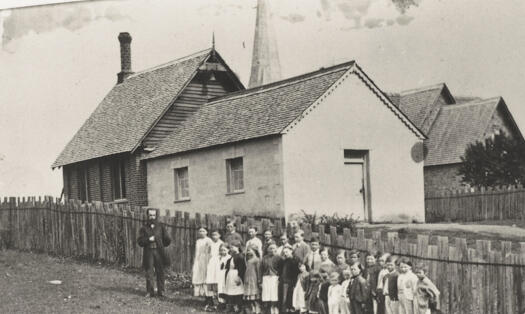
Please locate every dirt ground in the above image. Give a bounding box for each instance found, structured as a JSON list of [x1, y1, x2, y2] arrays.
[[0, 250, 212, 314]]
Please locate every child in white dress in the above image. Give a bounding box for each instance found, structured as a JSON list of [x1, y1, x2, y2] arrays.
[[261, 244, 281, 314], [397, 258, 418, 314], [224, 243, 246, 313], [204, 230, 223, 311], [340, 269, 352, 314], [217, 243, 231, 309], [292, 263, 308, 313], [327, 272, 345, 314], [192, 228, 212, 300]]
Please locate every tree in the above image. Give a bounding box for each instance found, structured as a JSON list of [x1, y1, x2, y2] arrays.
[[458, 131, 525, 188]]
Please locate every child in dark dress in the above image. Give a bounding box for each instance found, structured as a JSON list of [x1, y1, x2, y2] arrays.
[[347, 262, 371, 314], [305, 270, 322, 314], [279, 245, 299, 313], [318, 269, 331, 314], [261, 244, 282, 314], [363, 252, 381, 313]]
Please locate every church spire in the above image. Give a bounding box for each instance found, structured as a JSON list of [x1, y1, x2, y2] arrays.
[[248, 0, 281, 88]]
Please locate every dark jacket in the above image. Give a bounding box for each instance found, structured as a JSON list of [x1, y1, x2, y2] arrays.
[[137, 221, 172, 269], [364, 264, 381, 295], [319, 281, 330, 303], [278, 257, 300, 284], [386, 271, 399, 301], [347, 275, 371, 304]]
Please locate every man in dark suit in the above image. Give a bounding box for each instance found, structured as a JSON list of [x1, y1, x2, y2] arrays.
[[137, 208, 172, 298]]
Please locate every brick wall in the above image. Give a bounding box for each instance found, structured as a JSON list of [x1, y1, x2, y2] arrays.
[[424, 164, 466, 194], [87, 161, 101, 201], [61, 152, 148, 206], [126, 153, 148, 207], [64, 165, 79, 200], [424, 106, 520, 195]]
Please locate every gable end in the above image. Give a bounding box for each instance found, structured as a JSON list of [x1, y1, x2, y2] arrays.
[[282, 64, 426, 140], [136, 51, 245, 151]]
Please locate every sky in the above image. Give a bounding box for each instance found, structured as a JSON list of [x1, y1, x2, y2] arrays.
[[1, 0, 525, 198]]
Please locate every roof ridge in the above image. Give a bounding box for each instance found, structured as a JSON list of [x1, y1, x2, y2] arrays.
[[206, 61, 354, 105], [442, 96, 501, 109], [398, 83, 446, 95], [127, 48, 211, 79]]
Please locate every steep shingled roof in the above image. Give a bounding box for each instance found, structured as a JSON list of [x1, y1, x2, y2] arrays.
[[52, 49, 213, 168], [389, 83, 452, 130], [424, 97, 501, 166], [146, 61, 426, 160], [145, 62, 354, 159]]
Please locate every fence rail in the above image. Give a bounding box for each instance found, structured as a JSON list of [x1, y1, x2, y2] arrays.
[[425, 185, 525, 222], [1, 196, 525, 314]]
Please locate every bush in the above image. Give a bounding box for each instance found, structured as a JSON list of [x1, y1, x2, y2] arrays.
[[297, 210, 358, 235]]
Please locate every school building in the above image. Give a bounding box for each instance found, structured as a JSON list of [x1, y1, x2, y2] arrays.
[[53, 32, 428, 222]]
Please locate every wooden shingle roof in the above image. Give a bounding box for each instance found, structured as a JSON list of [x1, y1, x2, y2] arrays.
[[52, 49, 213, 168], [146, 61, 425, 160], [424, 97, 501, 166], [389, 83, 454, 130], [145, 62, 354, 159]]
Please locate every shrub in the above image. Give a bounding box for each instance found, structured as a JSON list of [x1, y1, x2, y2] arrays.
[[298, 210, 358, 235]]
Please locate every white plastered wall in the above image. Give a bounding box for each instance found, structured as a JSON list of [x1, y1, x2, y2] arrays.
[[282, 71, 425, 222]]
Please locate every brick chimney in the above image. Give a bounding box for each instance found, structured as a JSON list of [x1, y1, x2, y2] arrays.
[[117, 32, 134, 84]]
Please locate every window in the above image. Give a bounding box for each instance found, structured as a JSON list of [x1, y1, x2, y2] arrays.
[[174, 167, 190, 201], [226, 157, 244, 193], [111, 160, 127, 200], [78, 167, 89, 203]]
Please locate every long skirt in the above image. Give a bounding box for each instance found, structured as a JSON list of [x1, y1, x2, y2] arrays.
[[217, 268, 227, 303], [206, 256, 220, 284], [292, 280, 306, 311], [224, 269, 244, 296], [341, 298, 351, 314], [262, 275, 279, 302]]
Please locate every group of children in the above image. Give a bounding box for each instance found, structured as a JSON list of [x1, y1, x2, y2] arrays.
[[191, 222, 440, 314]]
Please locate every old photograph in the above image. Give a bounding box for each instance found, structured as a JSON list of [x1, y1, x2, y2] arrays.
[[1, 0, 525, 313]]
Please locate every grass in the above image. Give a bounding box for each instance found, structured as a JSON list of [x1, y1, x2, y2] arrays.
[[0, 249, 212, 314]]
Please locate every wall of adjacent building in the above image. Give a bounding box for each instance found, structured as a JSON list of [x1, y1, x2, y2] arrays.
[[281, 72, 426, 223], [423, 164, 464, 194], [62, 153, 148, 207], [424, 105, 521, 195], [146, 136, 284, 216]]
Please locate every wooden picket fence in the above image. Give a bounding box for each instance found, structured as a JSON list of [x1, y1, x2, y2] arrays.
[[425, 185, 525, 223], [1, 196, 525, 313]]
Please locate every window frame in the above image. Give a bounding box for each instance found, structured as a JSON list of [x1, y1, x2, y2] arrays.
[[174, 166, 190, 202], [226, 157, 244, 194], [111, 159, 127, 201], [78, 167, 90, 203]]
